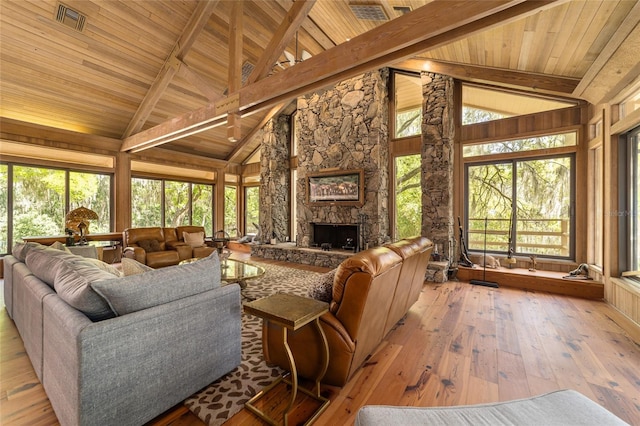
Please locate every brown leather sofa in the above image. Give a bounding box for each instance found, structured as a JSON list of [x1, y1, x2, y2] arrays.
[[262, 236, 433, 387], [122, 226, 215, 268]]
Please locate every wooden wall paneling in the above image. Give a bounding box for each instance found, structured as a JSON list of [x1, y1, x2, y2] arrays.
[[461, 106, 584, 144]]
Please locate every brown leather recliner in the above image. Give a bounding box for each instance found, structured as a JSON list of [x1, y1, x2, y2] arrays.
[[122, 227, 191, 268], [383, 236, 433, 335], [262, 237, 433, 387]]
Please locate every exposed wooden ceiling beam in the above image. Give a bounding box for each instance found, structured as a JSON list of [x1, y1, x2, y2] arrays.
[[122, 0, 562, 153], [121, 0, 219, 138], [176, 62, 222, 103], [394, 59, 580, 96], [246, 0, 316, 85], [226, 102, 288, 163]]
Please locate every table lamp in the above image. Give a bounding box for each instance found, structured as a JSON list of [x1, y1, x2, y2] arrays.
[[65, 206, 99, 246]]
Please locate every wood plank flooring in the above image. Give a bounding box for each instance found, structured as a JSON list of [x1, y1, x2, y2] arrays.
[[1, 255, 639, 425]]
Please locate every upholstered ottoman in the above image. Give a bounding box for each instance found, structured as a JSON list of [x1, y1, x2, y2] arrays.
[[355, 390, 628, 425]]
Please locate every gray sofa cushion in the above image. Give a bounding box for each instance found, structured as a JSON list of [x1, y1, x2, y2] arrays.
[[25, 247, 81, 287], [354, 389, 628, 426], [12, 242, 45, 262], [92, 252, 221, 316], [53, 261, 117, 321]]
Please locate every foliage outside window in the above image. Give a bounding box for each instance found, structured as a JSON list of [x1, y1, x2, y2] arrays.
[[394, 154, 422, 239], [245, 186, 259, 235], [466, 155, 573, 258], [69, 171, 111, 233], [131, 177, 213, 234], [0, 165, 7, 253], [164, 181, 190, 227], [224, 185, 238, 238], [192, 184, 213, 232], [131, 178, 162, 228], [1, 164, 112, 252], [394, 72, 422, 138]]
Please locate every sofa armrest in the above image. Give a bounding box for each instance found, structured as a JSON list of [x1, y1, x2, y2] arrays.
[[123, 246, 146, 264], [42, 284, 241, 426]]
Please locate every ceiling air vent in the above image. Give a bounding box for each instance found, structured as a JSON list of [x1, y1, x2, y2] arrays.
[[349, 4, 389, 21], [393, 6, 412, 15], [56, 3, 86, 32]]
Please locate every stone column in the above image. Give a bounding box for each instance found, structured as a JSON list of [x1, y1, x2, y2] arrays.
[[259, 115, 290, 242], [421, 72, 455, 257]]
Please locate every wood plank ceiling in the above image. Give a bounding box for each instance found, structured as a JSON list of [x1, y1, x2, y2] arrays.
[[1, 0, 639, 167]]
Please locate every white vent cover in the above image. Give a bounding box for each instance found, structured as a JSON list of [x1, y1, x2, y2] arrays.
[[350, 4, 389, 21], [56, 3, 86, 32]]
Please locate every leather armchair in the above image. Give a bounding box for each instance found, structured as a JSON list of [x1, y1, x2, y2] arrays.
[[122, 227, 188, 268]]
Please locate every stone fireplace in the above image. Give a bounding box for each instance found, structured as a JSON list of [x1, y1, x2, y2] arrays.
[[311, 223, 359, 251]]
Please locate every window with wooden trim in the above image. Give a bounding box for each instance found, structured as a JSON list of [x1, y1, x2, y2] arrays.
[[465, 146, 575, 259]]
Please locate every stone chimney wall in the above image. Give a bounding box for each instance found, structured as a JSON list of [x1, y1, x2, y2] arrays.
[[294, 69, 390, 248]]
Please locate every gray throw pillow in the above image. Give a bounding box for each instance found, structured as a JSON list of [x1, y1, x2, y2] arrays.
[[307, 268, 336, 303], [92, 251, 221, 316], [54, 261, 118, 321]]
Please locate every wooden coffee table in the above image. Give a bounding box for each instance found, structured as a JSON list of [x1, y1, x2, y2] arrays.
[[243, 293, 330, 425]]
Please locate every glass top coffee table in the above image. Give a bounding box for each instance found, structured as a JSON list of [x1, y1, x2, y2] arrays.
[[221, 259, 265, 288], [180, 257, 264, 288]]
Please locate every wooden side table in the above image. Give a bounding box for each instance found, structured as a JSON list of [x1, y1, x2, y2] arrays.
[[244, 293, 330, 426]]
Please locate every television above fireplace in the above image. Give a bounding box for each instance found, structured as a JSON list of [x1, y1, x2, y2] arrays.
[[307, 168, 364, 206]]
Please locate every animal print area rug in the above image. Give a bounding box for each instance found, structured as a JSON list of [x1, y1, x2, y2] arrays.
[[184, 262, 321, 425]]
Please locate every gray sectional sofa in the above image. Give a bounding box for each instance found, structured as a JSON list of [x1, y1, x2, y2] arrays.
[[3, 242, 241, 426]]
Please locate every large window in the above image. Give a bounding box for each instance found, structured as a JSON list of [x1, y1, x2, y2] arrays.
[[224, 185, 238, 238], [394, 154, 422, 239], [466, 152, 574, 259], [393, 72, 422, 138], [622, 127, 640, 273], [131, 177, 213, 233], [0, 164, 112, 252], [244, 186, 259, 235]]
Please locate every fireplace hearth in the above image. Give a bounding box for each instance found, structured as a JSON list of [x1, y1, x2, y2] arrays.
[[311, 223, 359, 251]]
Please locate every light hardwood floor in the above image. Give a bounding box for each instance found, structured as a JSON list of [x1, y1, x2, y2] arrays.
[[2, 255, 639, 425]]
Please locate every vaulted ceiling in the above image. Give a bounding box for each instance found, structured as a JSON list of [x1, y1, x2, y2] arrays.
[[1, 0, 639, 167]]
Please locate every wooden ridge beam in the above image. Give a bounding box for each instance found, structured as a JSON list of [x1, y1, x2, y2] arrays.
[[393, 59, 580, 96], [122, 0, 562, 153]]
